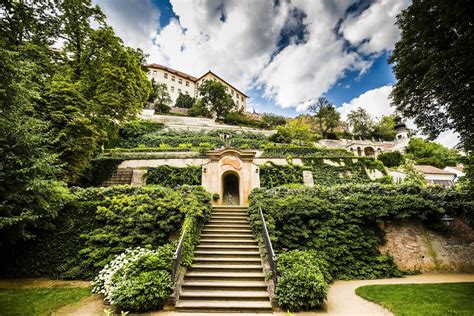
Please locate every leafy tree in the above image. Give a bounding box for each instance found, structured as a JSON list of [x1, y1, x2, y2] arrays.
[[377, 151, 405, 168], [405, 137, 460, 169], [188, 99, 211, 118], [308, 97, 341, 138], [175, 92, 195, 109], [399, 160, 427, 186], [389, 0, 473, 150], [150, 83, 171, 113], [347, 107, 374, 139], [269, 126, 292, 143], [198, 80, 234, 120], [261, 113, 287, 128], [371, 115, 397, 141], [284, 118, 314, 145]]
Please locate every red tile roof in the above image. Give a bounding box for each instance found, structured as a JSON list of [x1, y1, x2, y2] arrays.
[[148, 63, 198, 81], [197, 70, 248, 97]]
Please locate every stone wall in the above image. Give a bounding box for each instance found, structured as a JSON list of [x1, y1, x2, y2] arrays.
[[379, 220, 474, 273]]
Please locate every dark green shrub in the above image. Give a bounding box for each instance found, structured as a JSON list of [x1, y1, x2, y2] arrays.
[[276, 250, 329, 311], [261, 113, 287, 128], [268, 126, 292, 143], [377, 151, 404, 168], [119, 120, 164, 139], [259, 162, 306, 188], [188, 100, 211, 118], [75, 157, 123, 187], [248, 184, 469, 280], [224, 111, 266, 128], [262, 145, 353, 157], [146, 165, 201, 186]]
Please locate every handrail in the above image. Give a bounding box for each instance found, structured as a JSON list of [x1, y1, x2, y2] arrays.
[[171, 230, 186, 285], [259, 206, 278, 287]]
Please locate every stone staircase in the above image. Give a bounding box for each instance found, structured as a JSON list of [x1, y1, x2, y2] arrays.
[[101, 168, 133, 186], [176, 205, 273, 314]]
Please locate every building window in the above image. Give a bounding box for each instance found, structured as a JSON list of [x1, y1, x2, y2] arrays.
[[153, 71, 157, 76], [178, 89, 181, 93], [186, 81, 189, 87], [179, 79, 182, 84], [171, 76, 175, 82], [164, 73, 168, 79], [231, 90, 234, 95], [171, 86, 174, 92], [241, 96, 244, 101], [185, 91, 189, 95]]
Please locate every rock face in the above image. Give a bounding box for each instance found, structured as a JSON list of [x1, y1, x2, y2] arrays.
[[380, 220, 474, 272]]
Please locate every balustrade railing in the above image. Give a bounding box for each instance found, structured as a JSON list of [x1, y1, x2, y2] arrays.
[[171, 230, 186, 287], [258, 206, 278, 287]]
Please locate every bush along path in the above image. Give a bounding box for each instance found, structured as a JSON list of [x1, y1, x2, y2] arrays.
[[175, 205, 273, 313]]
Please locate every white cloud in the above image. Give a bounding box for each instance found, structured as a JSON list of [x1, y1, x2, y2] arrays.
[[340, 0, 410, 54], [338, 85, 395, 120], [338, 85, 460, 148], [94, 0, 409, 111]]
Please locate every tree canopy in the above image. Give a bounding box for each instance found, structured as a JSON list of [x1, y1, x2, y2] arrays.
[[390, 0, 473, 150], [308, 97, 340, 139], [175, 93, 195, 109], [198, 80, 234, 120]]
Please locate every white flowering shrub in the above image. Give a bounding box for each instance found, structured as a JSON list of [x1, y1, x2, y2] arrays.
[[92, 247, 154, 299], [92, 243, 175, 311]]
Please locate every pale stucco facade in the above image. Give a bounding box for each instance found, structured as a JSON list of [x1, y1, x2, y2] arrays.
[[147, 64, 247, 111]]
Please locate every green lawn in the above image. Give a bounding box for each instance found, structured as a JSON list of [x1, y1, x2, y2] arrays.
[[356, 282, 474, 316], [0, 287, 91, 316]]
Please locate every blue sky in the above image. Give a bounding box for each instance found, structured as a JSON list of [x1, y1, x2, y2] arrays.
[[94, 0, 458, 146]]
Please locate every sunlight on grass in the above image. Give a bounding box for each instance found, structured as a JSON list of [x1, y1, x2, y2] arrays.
[[0, 287, 91, 316], [356, 282, 474, 316]]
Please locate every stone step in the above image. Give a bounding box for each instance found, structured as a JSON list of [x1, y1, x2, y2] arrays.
[[179, 290, 270, 301], [211, 215, 248, 220], [212, 206, 247, 210], [201, 233, 254, 239], [205, 224, 250, 229], [181, 280, 268, 291], [199, 239, 258, 245], [193, 257, 262, 265], [191, 264, 263, 273], [209, 219, 249, 224], [175, 300, 272, 312], [194, 251, 261, 258], [185, 271, 265, 281], [196, 244, 259, 251], [202, 228, 252, 234]]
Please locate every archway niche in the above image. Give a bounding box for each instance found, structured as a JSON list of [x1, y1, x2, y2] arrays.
[[364, 147, 375, 156], [357, 147, 362, 156], [222, 171, 240, 205]]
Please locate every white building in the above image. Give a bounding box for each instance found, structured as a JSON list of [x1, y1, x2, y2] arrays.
[[388, 165, 457, 187], [147, 64, 247, 111]]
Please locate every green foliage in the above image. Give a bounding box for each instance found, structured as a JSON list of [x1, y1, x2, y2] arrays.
[[268, 126, 292, 143], [198, 80, 235, 120], [347, 107, 374, 139], [259, 162, 306, 188], [390, 0, 473, 150], [118, 120, 165, 139], [146, 165, 202, 187], [151, 82, 171, 113], [286, 118, 314, 144], [377, 151, 405, 168], [188, 99, 212, 118], [117, 129, 269, 150], [261, 113, 287, 128], [371, 115, 396, 141], [262, 145, 353, 157], [308, 97, 341, 138], [405, 138, 460, 169], [224, 111, 266, 129], [276, 250, 330, 311], [398, 160, 428, 186], [248, 184, 470, 280], [106, 245, 175, 311], [175, 92, 195, 109], [75, 158, 123, 187], [303, 157, 386, 186]]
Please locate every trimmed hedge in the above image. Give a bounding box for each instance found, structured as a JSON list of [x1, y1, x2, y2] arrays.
[[0, 185, 211, 279], [248, 184, 469, 280], [276, 250, 330, 311], [259, 162, 307, 187], [261, 145, 353, 157], [146, 165, 202, 187]]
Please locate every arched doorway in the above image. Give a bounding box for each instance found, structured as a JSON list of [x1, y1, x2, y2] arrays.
[[364, 147, 375, 156], [222, 172, 240, 205]]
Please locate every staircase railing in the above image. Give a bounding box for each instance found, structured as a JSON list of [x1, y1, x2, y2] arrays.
[[171, 230, 186, 286], [258, 206, 278, 287]]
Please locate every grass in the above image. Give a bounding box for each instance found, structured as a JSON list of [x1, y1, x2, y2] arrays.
[[0, 287, 91, 316], [356, 282, 474, 316]]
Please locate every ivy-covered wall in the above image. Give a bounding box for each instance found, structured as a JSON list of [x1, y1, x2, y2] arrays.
[[261, 145, 353, 157], [248, 184, 470, 280], [259, 157, 387, 188], [0, 185, 211, 279], [146, 165, 202, 187]]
